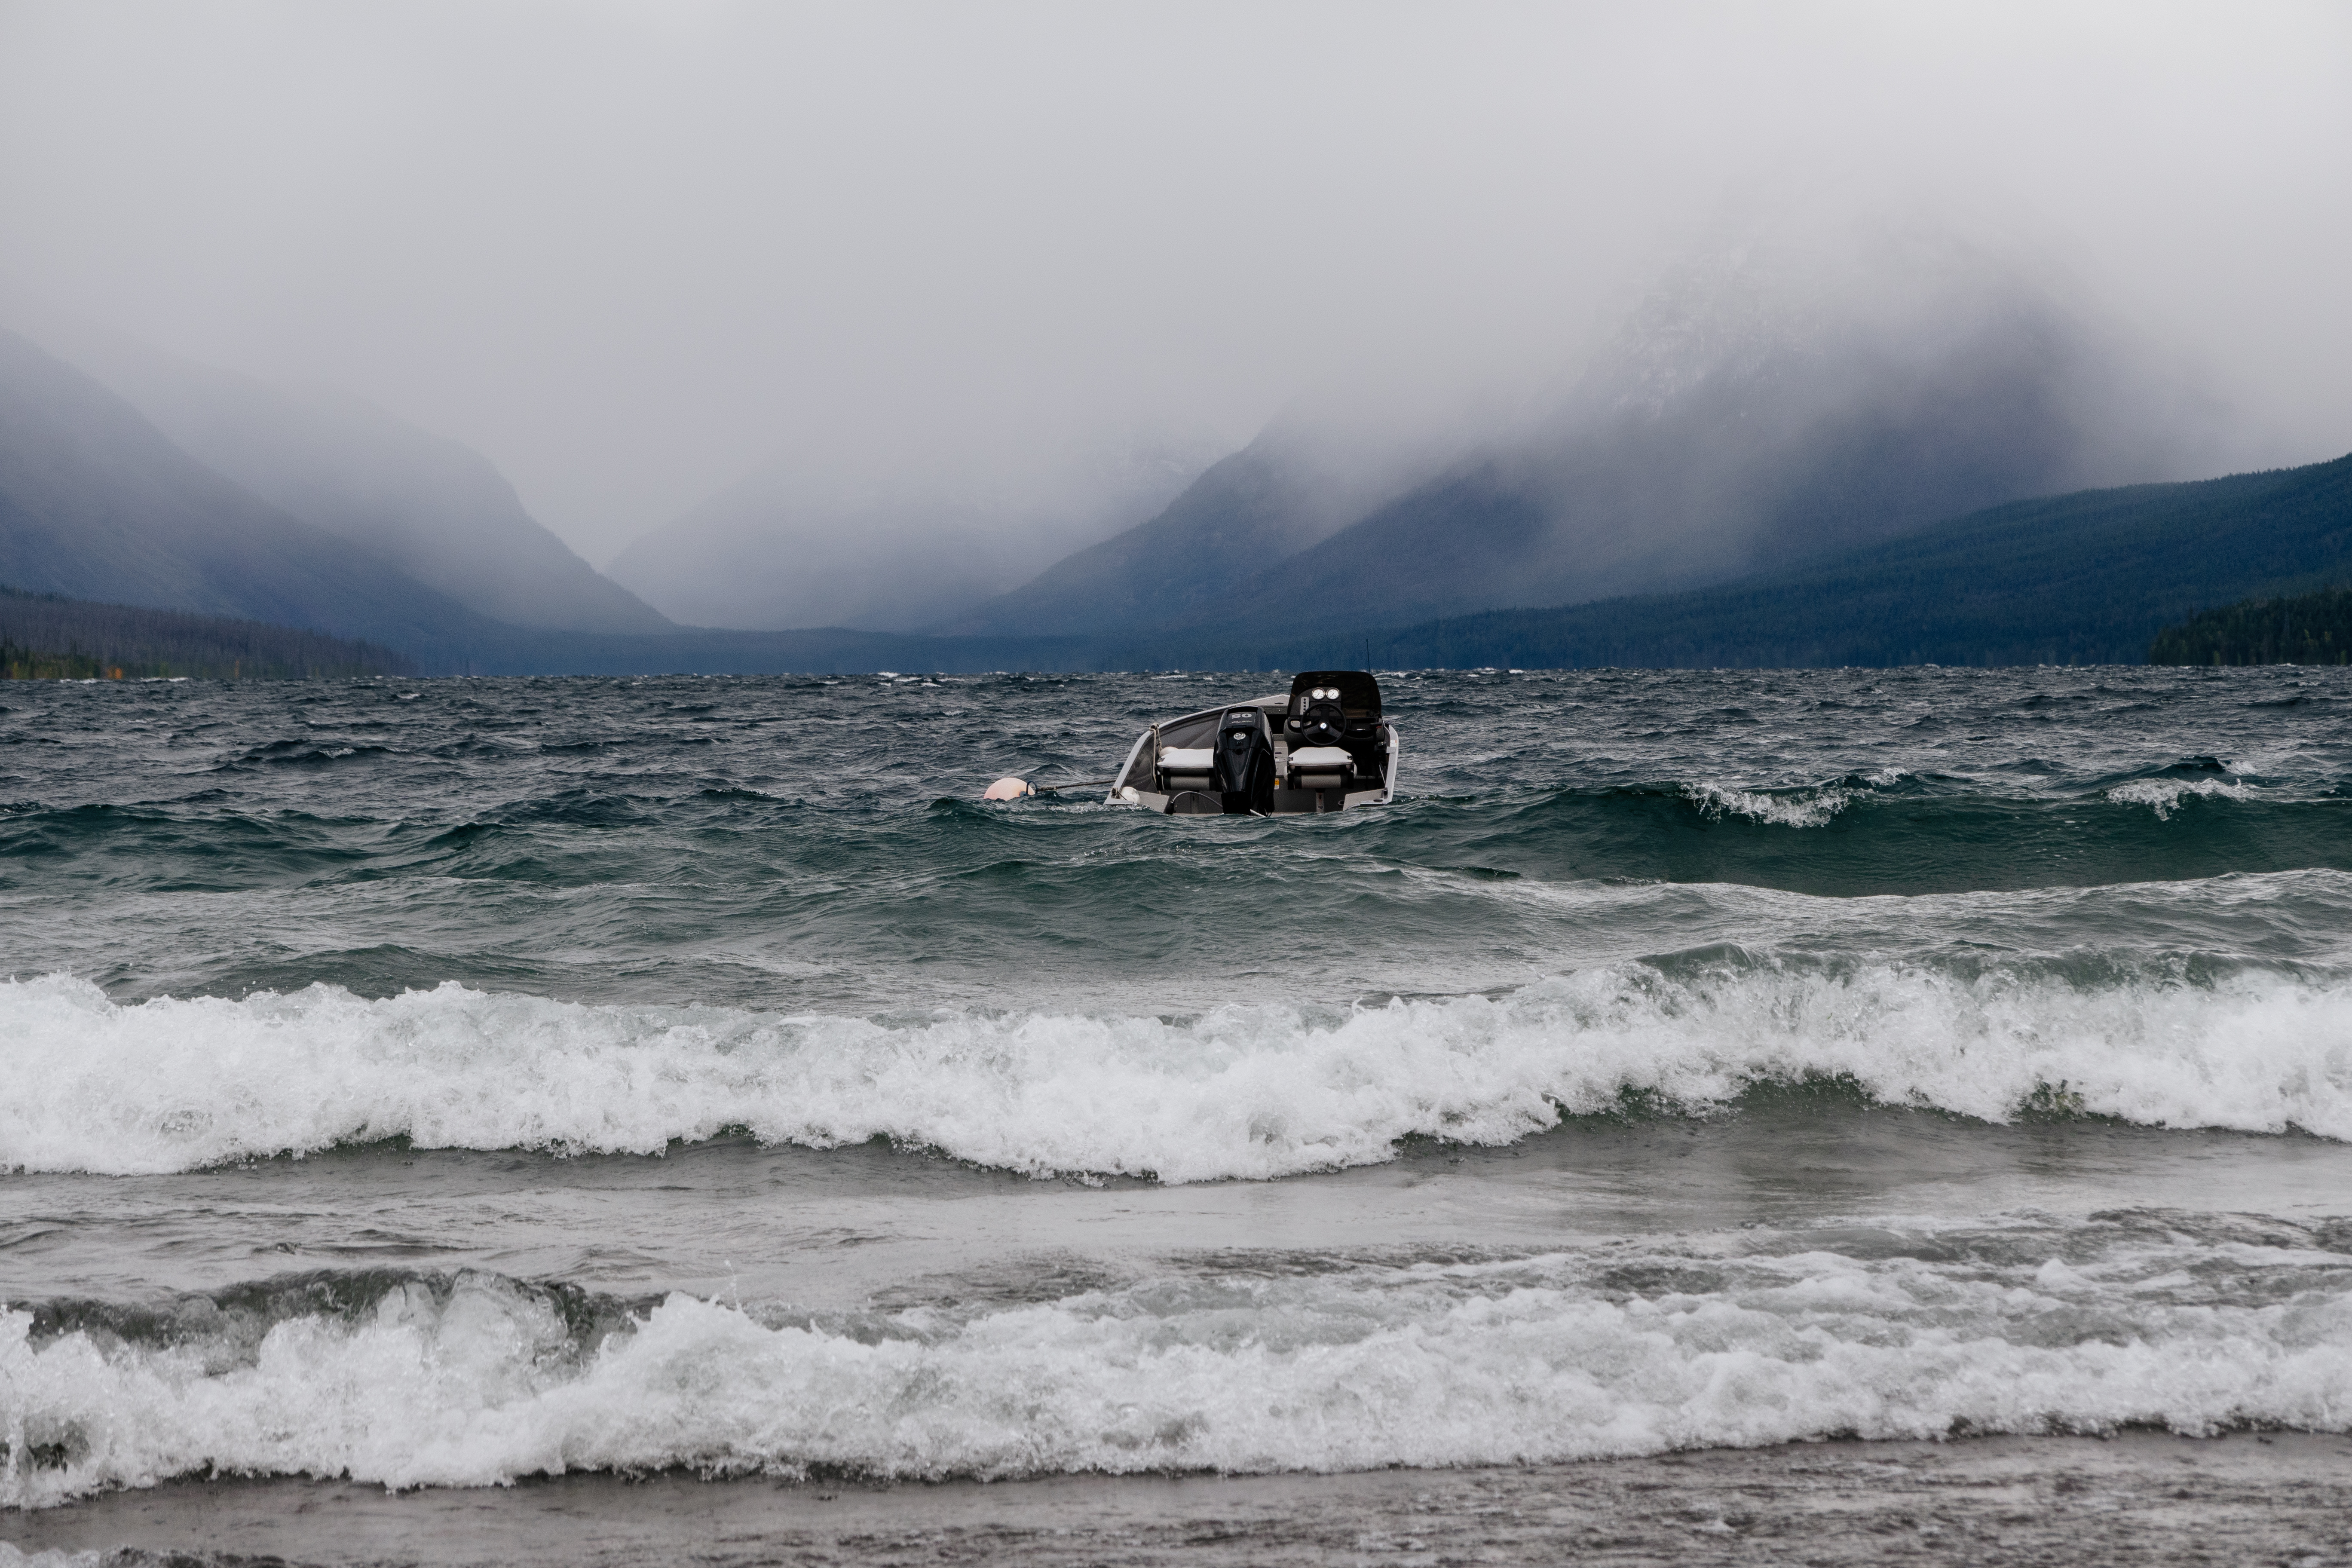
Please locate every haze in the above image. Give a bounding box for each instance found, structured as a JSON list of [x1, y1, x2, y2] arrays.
[[2, 0, 2347, 571]]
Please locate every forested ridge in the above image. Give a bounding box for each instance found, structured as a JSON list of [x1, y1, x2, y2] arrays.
[[2148, 585, 2352, 666], [1229, 451, 2352, 673], [0, 586, 415, 679]]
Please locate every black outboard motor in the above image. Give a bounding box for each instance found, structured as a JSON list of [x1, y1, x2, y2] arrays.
[[1214, 707, 1276, 812]]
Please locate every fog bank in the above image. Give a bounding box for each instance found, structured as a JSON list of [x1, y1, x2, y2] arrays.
[[2, 2, 2346, 564]]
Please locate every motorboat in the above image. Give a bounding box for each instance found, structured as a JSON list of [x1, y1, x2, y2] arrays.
[[1105, 670, 1399, 815]]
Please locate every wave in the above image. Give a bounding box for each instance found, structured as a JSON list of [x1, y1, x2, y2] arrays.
[[1418, 778, 2352, 896], [2105, 777, 2263, 820], [7, 1219, 2349, 1507], [4, 769, 2344, 910], [3, 956, 2350, 1181], [1681, 781, 1860, 828]]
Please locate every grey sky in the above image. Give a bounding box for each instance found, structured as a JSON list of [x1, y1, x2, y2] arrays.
[[3, 1, 2347, 566]]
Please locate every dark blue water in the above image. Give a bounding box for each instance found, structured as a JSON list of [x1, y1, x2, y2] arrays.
[[4, 667, 2351, 1519]]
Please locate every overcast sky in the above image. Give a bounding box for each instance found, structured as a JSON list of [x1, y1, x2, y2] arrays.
[[3, 0, 2347, 565]]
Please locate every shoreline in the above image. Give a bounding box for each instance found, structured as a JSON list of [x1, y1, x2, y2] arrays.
[[7, 1432, 2350, 1565]]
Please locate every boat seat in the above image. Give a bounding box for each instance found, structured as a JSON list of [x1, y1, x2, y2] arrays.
[[1158, 745, 1216, 793], [1287, 744, 1355, 790]]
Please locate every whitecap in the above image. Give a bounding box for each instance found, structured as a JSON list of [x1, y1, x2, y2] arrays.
[[2105, 778, 2260, 821], [1683, 782, 1854, 828]]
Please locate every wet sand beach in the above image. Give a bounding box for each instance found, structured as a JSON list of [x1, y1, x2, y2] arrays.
[[9, 1433, 2351, 1566]]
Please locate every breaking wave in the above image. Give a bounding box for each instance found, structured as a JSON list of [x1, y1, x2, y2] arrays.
[[7, 1217, 2350, 1508], [1681, 781, 1858, 828], [4, 956, 2349, 1182], [2105, 777, 2263, 820]]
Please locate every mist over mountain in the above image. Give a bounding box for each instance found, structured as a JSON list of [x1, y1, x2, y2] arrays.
[[607, 432, 1221, 633], [2, 281, 2337, 682], [0, 328, 510, 655], [0, 226, 2298, 681], [1275, 449, 2352, 672], [959, 223, 2236, 649], [942, 417, 1446, 638], [0, 325, 1152, 675], [47, 330, 672, 634]]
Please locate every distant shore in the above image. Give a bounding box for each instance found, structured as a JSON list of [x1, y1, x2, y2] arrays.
[[8, 1433, 2348, 1566]]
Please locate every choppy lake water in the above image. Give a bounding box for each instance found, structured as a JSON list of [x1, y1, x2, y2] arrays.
[[4, 668, 2351, 1555]]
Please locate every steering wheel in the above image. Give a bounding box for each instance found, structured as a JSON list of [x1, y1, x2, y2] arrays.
[[1292, 698, 1346, 748]]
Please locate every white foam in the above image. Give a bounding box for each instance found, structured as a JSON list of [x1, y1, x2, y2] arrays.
[[1684, 782, 1853, 827], [2105, 778, 2259, 821], [1, 965, 2349, 1182], [6, 1241, 2348, 1507]]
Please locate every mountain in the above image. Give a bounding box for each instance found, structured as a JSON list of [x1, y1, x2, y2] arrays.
[[0, 327, 514, 658], [1215, 230, 2225, 643], [0, 220, 2284, 678], [960, 223, 2230, 650], [0, 330, 1107, 675], [0, 331, 1090, 675], [941, 421, 1433, 638], [608, 431, 1220, 633], [1244, 450, 2352, 671], [48, 330, 672, 634]]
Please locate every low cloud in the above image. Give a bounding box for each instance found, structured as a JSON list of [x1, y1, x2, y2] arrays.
[[1, 2, 2344, 567]]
